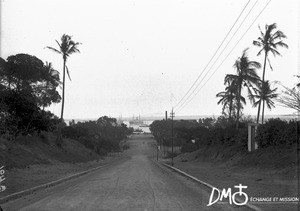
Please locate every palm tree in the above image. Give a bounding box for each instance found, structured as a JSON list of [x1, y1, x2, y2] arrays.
[[249, 80, 278, 124], [46, 34, 81, 120], [225, 48, 261, 129], [216, 80, 245, 123], [216, 81, 235, 121], [253, 23, 288, 123]]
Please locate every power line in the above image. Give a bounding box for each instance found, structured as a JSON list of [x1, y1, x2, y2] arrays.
[[175, 0, 259, 112], [173, 0, 251, 109], [177, 0, 272, 114]]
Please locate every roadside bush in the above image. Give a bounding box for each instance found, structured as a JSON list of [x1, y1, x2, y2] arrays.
[[165, 151, 177, 158], [61, 126, 88, 139], [98, 138, 121, 153], [77, 136, 95, 150], [256, 118, 299, 148], [122, 142, 130, 150], [227, 127, 248, 146], [39, 131, 50, 144], [181, 142, 198, 153], [163, 137, 186, 147]]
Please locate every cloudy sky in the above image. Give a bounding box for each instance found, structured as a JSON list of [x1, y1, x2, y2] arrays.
[[1, 0, 298, 119]]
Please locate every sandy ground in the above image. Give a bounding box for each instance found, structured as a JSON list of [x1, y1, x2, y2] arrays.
[[1, 134, 250, 211], [168, 153, 299, 211]]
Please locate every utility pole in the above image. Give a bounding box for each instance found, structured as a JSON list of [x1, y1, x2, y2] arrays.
[[157, 140, 159, 161], [163, 111, 167, 158], [170, 107, 175, 166]]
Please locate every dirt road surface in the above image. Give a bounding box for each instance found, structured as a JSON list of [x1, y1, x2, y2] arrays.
[[2, 135, 251, 211]]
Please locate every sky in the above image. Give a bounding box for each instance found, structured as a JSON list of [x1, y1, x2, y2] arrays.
[[1, 0, 298, 119]]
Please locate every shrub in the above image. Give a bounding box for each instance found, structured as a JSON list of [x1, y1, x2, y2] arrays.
[[165, 151, 177, 158], [181, 142, 198, 153], [227, 127, 248, 146], [256, 118, 299, 148], [61, 126, 88, 139], [77, 136, 95, 150], [39, 131, 50, 144]]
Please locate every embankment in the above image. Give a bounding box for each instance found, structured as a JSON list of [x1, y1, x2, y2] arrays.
[[0, 134, 123, 198]]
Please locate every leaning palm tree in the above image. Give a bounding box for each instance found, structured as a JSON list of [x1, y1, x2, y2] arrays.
[[46, 34, 81, 121], [249, 80, 278, 124], [225, 48, 261, 129], [253, 23, 288, 123]]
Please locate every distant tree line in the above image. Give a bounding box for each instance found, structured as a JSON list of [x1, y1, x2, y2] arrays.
[[150, 117, 298, 153], [62, 116, 133, 155]]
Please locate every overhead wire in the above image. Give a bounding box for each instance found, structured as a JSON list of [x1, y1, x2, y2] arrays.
[[176, 0, 272, 114], [175, 0, 259, 113], [173, 0, 251, 109]]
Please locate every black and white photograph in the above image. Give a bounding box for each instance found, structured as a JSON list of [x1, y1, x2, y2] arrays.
[[0, 0, 299, 210]]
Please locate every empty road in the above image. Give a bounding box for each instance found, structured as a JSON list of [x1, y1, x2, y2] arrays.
[[2, 134, 250, 211]]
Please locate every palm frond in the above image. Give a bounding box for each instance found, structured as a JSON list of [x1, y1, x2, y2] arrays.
[[240, 95, 246, 105], [271, 30, 287, 40], [253, 40, 262, 47], [267, 57, 273, 71], [258, 25, 265, 38], [273, 40, 288, 49], [249, 61, 261, 69], [45, 46, 62, 55], [257, 49, 264, 56], [66, 65, 72, 81], [55, 40, 62, 50], [68, 44, 81, 55], [270, 48, 281, 57]]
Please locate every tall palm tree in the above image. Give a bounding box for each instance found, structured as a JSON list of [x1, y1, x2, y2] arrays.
[[46, 34, 81, 120], [249, 80, 278, 124], [225, 48, 261, 129], [253, 23, 288, 123]]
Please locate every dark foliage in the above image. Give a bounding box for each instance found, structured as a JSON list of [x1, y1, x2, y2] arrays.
[[150, 117, 251, 153], [61, 116, 133, 155], [256, 118, 299, 148], [0, 54, 61, 138]]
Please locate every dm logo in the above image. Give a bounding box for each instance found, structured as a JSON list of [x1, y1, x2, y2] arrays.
[[207, 184, 248, 206]]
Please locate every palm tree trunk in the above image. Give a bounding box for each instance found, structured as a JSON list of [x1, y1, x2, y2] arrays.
[[262, 52, 267, 82], [256, 102, 261, 123], [235, 85, 242, 130], [262, 99, 265, 124], [61, 59, 66, 121], [257, 52, 267, 124], [229, 100, 232, 122]]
